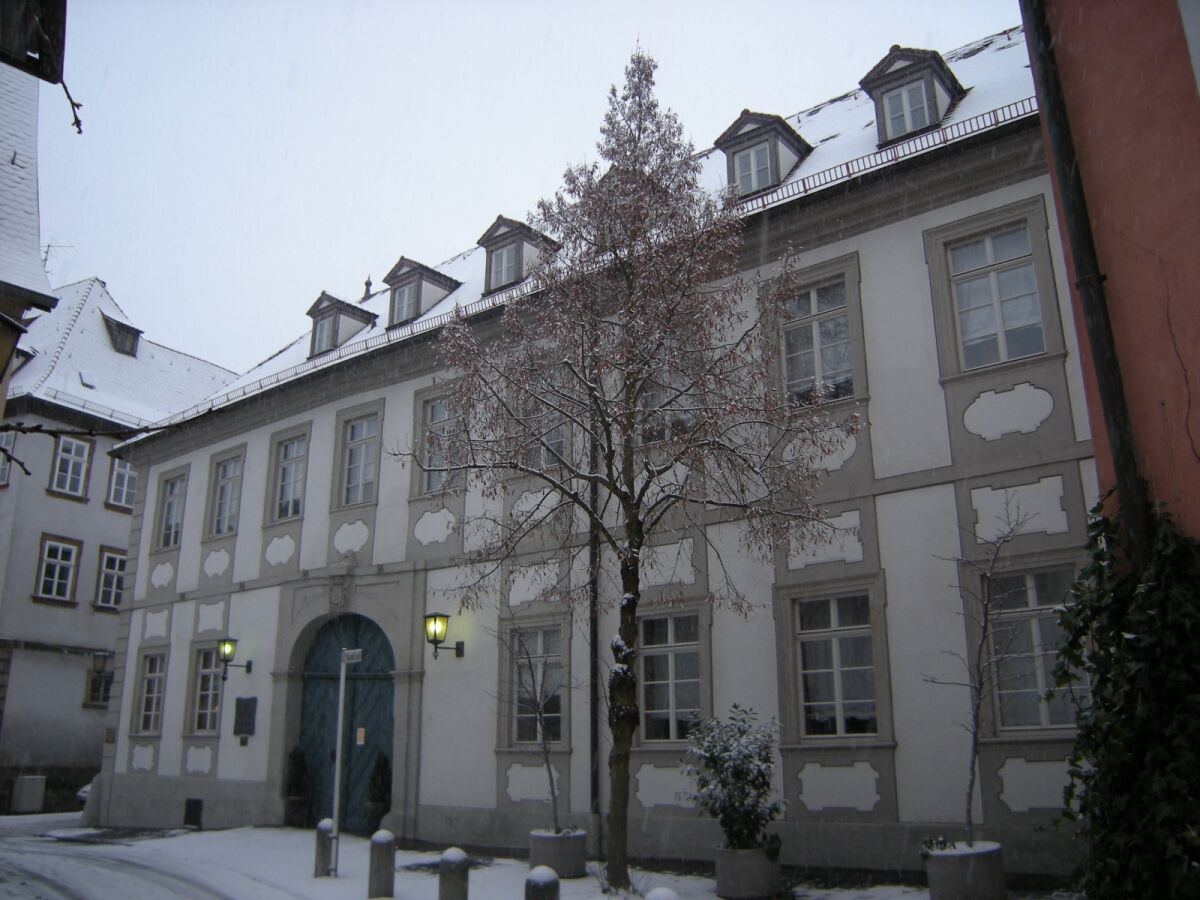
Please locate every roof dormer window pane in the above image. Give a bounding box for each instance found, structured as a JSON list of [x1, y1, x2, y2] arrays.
[[391, 282, 417, 324], [734, 143, 770, 194], [884, 82, 929, 139], [491, 243, 519, 289], [313, 314, 334, 354]]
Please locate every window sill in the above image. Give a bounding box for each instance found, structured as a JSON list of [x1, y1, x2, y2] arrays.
[[92, 604, 121, 614], [332, 498, 379, 513], [496, 745, 573, 756], [266, 515, 303, 527], [45, 488, 88, 504], [185, 732, 220, 741], [781, 737, 896, 751], [31, 594, 77, 608], [149, 546, 180, 557], [981, 729, 1077, 746], [82, 702, 109, 710], [938, 350, 1067, 386], [201, 531, 238, 544], [104, 502, 134, 515]]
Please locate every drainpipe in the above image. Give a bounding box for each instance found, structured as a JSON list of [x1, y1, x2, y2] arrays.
[[1019, 0, 1151, 567], [588, 425, 602, 854]]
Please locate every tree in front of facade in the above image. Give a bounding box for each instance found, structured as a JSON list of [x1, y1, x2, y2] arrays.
[[430, 51, 850, 888]]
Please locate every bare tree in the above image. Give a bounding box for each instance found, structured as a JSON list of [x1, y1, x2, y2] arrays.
[[428, 51, 851, 887]]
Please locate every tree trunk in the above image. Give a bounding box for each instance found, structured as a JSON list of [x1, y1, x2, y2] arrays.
[[605, 552, 642, 889]]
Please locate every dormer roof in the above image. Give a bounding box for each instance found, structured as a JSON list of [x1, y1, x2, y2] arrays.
[[713, 110, 812, 160], [476, 215, 558, 251], [382, 256, 462, 293], [305, 290, 378, 325], [861, 45, 962, 92]]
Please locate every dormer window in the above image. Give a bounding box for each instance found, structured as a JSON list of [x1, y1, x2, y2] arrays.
[[391, 281, 417, 324], [714, 111, 812, 199], [102, 314, 141, 357], [859, 44, 966, 148], [311, 313, 335, 355], [883, 82, 929, 139], [382, 257, 462, 328], [306, 291, 377, 358], [733, 143, 771, 195], [477, 216, 559, 295]]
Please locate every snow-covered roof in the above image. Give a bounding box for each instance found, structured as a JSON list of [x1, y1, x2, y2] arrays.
[[130, 25, 1036, 442], [0, 65, 54, 305], [7, 278, 237, 428]]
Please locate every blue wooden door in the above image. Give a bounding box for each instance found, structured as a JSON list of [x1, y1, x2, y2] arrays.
[[300, 614, 395, 833]]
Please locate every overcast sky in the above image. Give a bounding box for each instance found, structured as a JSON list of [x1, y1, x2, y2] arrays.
[[37, 0, 1022, 374]]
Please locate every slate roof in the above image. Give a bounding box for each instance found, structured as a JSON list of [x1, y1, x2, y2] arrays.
[[8, 278, 237, 428], [130, 25, 1036, 439], [0, 65, 54, 305]]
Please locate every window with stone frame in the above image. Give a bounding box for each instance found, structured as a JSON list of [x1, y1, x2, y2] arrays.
[[272, 433, 307, 520], [208, 454, 243, 536], [136, 652, 166, 733], [795, 593, 877, 736], [882, 81, 930, 139], [50, 435, 91, 497], [107, 458, 137, 509], [783, 277, 854, 403], [191, 647, 223, 734], [340, 412, 380, 506], [640, 612, 702, 741], [990, 566, 1090, 729], [85, 670, 114, 708], [421, 397, 456, 493], [0, 431, 14, 485], [35, 535, 80, 603], [95, 549, 126, 609], [156, 474, 186, 550], [512, 625, 564, 744]]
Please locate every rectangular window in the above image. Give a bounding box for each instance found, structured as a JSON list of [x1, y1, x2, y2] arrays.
[[312, 314, 335, 354], [513, 627, 563, 743], [796, 594, 877, 736], [422, 399, 454, 493], [209, 455, 242, 536], [949, 223, 1045, 370], [137, 653, 166, 733], [490, 243, 519, 290], [390, 281, 417, 324], [85, 671, 114, 707], [107, 459, 137, 508], [274, 435, 307, 520], [883, 81, 929, 138], [157, 475, 186, 549], [36, 536, 79, 602], [341, 413, 379, 505], [51, 436, 90, 497], [192, 647, 223, 734], [641, 613, 701, 741], [95, 550, 126, 609], [991, 567, 1089, 729], [784, 278, 853, 403], [525, 419, 565, 469], [734, 142, 771, 194], [0, 431, 14, 485]]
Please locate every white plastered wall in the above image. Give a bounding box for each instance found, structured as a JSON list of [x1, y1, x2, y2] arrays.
[[156, 598, 196, 776], [216, 586, 280, 781]]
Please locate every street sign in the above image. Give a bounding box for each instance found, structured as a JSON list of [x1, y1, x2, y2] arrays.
[[343, 649, 363, 663], [330, 646, 363, 875]]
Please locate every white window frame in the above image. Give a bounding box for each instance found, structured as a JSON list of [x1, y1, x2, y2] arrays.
[[156, 474, 186, 550], [340, 413, 379, 506], [107, 458, 137, 509], [640, 612, 702, 742], [390, 280, 418, 324], [191, 647, 223, 734], [273, 434, 307, 521], [136, 653, 166, 733], [421, 398, 454, 494], [35, 535, 80, 602], [512, 625, 564, 745], [208, 454, 243, 537], [882, 81, 929, 139], [312, 313, 335, 355], [0, 431, 14, 485], [795, 593, 878, 737], [95, 549, 126, 609], [51, 435, 90, 497], [783, 277, 854, 403], [990, 567, 1089, 730], [85, 670, 114, 708], [733, 141, 771, 194], [489, 242, 519, 290]]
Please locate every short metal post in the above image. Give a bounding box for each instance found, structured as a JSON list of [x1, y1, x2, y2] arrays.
[[439, 846, 470, 900], [525, 865, 560, 900], [314, 818, 334, 877], [368, 829, 395, 898]]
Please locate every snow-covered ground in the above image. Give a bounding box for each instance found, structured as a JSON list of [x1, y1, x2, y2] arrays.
[[0, 813, 1072, 899]]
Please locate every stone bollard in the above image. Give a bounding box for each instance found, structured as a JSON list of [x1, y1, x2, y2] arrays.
[[525, 865, 560, 900], [439, 846, 470, 900], [367, 829, 395, 898], [645, 889, 679, 900], [313, 818, 334, 877]]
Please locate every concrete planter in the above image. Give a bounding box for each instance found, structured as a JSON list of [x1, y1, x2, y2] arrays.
[[528, 829, 587, 878], [923, 840, 1006, 900], [714, 845, 783, 899]]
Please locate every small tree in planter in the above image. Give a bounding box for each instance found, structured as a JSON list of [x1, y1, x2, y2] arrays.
[[366, 752, 391, 835], [683, 705, 785, 899], [284, 745, 310, 829]]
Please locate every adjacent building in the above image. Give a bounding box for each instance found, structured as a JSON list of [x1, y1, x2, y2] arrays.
[[89, 26, 1095, 877], [0, 278, 234, 807]]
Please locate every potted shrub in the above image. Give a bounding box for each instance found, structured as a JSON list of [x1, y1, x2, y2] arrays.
[[366, 751, 391, 834], [683, 705, 785, 899], [283, 746, 310, 828]]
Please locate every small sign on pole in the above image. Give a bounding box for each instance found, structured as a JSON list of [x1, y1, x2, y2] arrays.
[[329, 647, 362, 877]]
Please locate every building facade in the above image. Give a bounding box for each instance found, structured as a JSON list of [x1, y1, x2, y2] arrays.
[[90, 27, 1094, 877], [0, 278, 233, 806]]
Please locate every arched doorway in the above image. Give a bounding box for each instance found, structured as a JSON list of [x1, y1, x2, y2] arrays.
[[299, 614, 395, 833]]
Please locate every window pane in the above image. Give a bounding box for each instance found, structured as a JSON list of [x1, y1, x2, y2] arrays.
[[673, 615, 699, 644], [643, 683, 670, 711], [644, 713, 671, 740], [962, 336, 1000, 369], [1033, 569, 1073, 606], [784, 323, 813, 355], [999, 691, 1040, 727], [839, 635, 873, 669], [816, 281, 846, 312], [644, 653, 670, 682], [805, 704, 837, 735], [675, 681, 700, 710], [799, 601, 830, 632], [992, 574, 1029, 610], [840, 667, 874, 702], [1004, 323, 1046, 360], [674, 651, 699, 680], [843, 702, 877, 734], [954, 275, 993, 313], [800, 638, 832, 671], [950, 239, 987, 275], [997, 654, 1038, 690], [642, 618, 669, 646], [803, 671, 835, 703], [837, 594, 870, 627], [990, 226, 1030, 263]]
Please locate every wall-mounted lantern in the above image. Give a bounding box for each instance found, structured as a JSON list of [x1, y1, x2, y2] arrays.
[[423, 612, 464, 659], [217, 638, 253, 681], [92, 651, 112, 674]]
